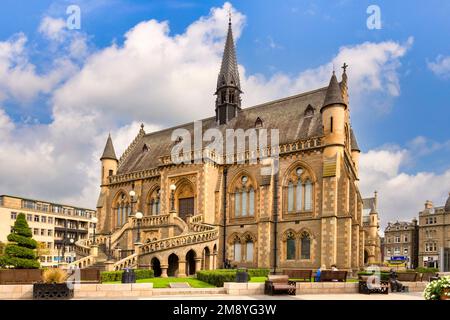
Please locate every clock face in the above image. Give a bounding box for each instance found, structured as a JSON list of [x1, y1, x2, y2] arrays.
[[241, 176, 248, 184], [296, 168, 303, 176]]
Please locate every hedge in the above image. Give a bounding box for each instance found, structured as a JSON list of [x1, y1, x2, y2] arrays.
[[100, 269, 155, 283], [196, 269, 270, 287], [415, 267, 439, 274]]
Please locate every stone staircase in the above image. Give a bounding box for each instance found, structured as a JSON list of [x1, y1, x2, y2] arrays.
[[71, 213, 219, 272]]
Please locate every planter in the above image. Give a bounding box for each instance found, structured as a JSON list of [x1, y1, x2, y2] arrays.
[[33, 283, 74, 300], [441, 289, 450, 300]]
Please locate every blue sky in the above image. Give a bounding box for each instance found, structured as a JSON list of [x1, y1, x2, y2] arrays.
[[0, 1, 449, 224]]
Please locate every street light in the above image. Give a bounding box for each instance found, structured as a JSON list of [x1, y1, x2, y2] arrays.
[[92, 217, 98, 243], [170, 184, 176, 212], [129, 190, 136, 216], [135, 211, 143, 244]]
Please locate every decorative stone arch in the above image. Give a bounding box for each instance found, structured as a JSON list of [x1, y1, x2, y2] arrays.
[[145, 184, 161, 216], [228, 170, 258, 219], [281, 229, 297, 261], [241, 232, 257, 263], [185, 249, 197, 275], [298, 229, 314, 261], [282, 160, 317, 215], [151, 256, 162, 277], [174, 178, 196, 220], [167, 253, 179, 277]]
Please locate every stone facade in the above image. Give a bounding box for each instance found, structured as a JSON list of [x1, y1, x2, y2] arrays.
[[90, 21, 379, 275], [384, 219, 419, 268], [418, 196, 450, 269]]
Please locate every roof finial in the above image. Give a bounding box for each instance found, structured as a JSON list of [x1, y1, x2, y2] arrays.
[[342, 62, 348, 73], [228, 8, 232, 25]]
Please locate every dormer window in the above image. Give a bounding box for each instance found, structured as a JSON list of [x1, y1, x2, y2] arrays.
[[305, 105, 314, 117], [255, 117, 263, 128]]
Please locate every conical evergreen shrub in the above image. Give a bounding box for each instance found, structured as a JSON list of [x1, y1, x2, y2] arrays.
[[0, 213, 40, 269]]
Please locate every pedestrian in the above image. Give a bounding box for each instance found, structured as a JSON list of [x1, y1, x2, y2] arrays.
[[315, 265, 326, 282]]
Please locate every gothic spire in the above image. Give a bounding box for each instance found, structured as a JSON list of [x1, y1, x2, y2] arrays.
[[100, 133, 118, 161], [216, 18, 241, 93]]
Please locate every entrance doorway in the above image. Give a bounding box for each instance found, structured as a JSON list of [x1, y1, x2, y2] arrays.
[[168, 254, 179, 277], [178, 197, 194, 221], [151, 257, 161, 277], [186, 250, 197, 275]]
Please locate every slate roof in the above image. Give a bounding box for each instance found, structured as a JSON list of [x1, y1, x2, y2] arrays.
[[101, 134, 118, 161], [117, 87, 328, 174], [445, 193, 450, 212], [322, 72, 346, 110], [350, 128, 360, 152], [216, 21, 241, 92]]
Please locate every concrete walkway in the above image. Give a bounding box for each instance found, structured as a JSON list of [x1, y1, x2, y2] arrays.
[[74, 292, 424, 300]]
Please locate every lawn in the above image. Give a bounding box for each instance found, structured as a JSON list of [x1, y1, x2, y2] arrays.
[[103, 277, 215, 288]]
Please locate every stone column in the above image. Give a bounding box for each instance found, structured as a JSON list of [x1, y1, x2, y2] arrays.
[[161, 264, 168, 278], [195, 258, 202, 273], [212, 253, 217, 270], [90, 245, 98, 257], [178, 260, 187, 277]]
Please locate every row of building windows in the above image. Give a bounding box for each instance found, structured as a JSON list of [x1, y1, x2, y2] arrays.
[[425, 229, 437, 238], [21, 200, 93, 218], [386, 235, 409, 244], [287, 180, 313, 212], [286, 231, 311, 260], [425, 217, 438, 225], [425, 242, 437, 252], [386, 248, 409, 255]]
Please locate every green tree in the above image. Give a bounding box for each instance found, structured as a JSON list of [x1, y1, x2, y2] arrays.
[[0, 213, 40, 269], [0, 241, 5, 256]]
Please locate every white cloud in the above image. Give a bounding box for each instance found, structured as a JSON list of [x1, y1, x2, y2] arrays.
[[39, 16, 66, 41], [427, 55, 450, 78], [0, 2, 417, 210], [359, 144, 450, 232]]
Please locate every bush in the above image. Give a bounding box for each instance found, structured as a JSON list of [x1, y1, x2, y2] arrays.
[[100, 269, 154, 283], [415, 267, 439, 274], [197, 270, 242, 287], [248, 268, 270, 277], [0, 213, 39, 269], [42, 268, 68, 284]]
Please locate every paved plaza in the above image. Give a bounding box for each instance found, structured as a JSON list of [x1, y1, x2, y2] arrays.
[[73, 292, 424, 300]]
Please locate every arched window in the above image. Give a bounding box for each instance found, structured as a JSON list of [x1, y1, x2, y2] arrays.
[[301, 232, 311, 259], [148, 188, 160, 215], [255, 117, 263, 128], [246, 240, 254, 262], [288, 182, 294, 212], [234, 240, 241, 262], [286, 232, 296, 260], [116, 206, 121, 226], [249, 188, 255, 216], [304, 180, 312, 211]]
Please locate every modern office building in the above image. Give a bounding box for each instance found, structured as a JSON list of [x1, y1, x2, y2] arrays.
[[0, 195, 96, 267]]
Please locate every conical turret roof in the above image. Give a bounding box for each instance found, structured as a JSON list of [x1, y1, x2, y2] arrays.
[[350, 128, 360, 152], [322, 72, 346, 110], [100, 134, 118, 161]]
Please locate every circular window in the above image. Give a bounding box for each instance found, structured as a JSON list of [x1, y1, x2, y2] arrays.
[[241, 176, 248, 184], [296, 168, 303, 176]]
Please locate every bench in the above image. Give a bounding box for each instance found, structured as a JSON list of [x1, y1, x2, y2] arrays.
[[264, 275, 296, 295], [358, 275, 389, 294], [318, 271, 348, 282], [396, 272, 419, 282], [419, 273, 438, 282], [282, 270, 312, 282]]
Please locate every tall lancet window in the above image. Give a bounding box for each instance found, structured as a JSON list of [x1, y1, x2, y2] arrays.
[[234, 191, 241, 217], [249, 188, 255, 216], [305, 180, 312, 211], [288, 182, 294, 212]]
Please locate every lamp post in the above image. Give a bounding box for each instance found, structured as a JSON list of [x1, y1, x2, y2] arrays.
[[135, 212, 143, 244], [129, 190, 136, 216], [170, 184, 176, 212], [92, 217, 98, 243]]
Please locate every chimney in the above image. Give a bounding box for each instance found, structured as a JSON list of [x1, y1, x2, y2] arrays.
[[424, 200, 433, 209]]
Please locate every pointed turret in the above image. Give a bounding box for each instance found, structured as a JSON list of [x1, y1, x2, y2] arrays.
[[100, 134, 118, 161], [322, 71, 347, 112], [215, 16, 242, 125], [100, 134, 118, 186], [445, 192, 450, 212]]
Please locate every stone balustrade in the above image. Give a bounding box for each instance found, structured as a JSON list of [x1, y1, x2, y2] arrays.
[[68, 255, 96, 269], [113, 253, 138, 271]]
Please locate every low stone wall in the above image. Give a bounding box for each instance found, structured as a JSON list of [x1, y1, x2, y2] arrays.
[[224, 282, 265, 295], [0, 284, 33, 299]]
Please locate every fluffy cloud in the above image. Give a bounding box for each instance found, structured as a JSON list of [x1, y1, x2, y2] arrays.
[[359, 143, 450, 232], [427, 55, 450, 78], [0, 2, 421, 211]]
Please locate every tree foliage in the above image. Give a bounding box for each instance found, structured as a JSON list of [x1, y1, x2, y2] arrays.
[[0, 213, 40, 269]]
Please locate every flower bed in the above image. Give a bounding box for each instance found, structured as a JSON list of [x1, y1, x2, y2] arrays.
[[423, 276, 450, 300]]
